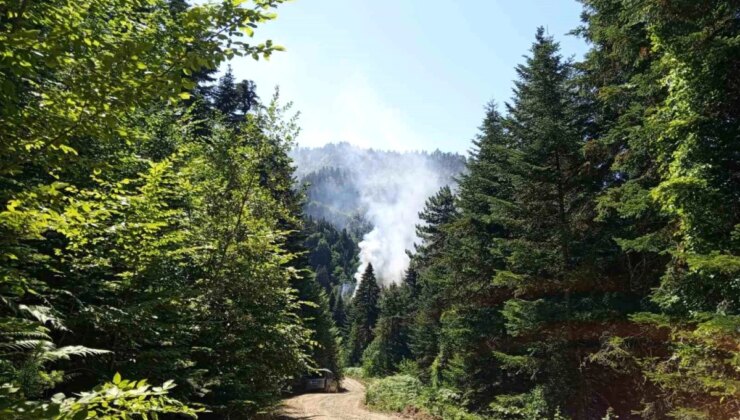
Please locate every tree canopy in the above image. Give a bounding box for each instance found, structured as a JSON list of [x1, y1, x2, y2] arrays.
[[355, 7, 739, 419], [0, 0, 343, 418]]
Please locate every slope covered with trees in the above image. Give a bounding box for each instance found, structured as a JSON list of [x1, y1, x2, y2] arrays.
[[291, 143, 466, 230], [351, 3, 739, 419]]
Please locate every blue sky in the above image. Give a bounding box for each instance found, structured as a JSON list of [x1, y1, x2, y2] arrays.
[[230, 0, 589, 154]]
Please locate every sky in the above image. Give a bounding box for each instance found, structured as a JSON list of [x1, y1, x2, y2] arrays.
[[229, 0, 590, 154]]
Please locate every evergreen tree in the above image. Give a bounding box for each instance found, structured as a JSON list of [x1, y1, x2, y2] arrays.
[[345, 264, 380, 366], [403, 266, 419, 298], [419, 108, 513, 410], [409, 187, 459, 377], [409, 29, 629, 417], [302, 218, 360, 301], [451, 101, 513, 300], [0, 0, 292, 416], [315, 266, 332, 290], [489, 27, 615, 417], [212, 67, 261, 123], [362, 283, 413, 376], [213, 67, 239, 117], [332, 291, 347, 330], [253, 96, 343, 382], [294, 274, 341, 377], [578, 1, 740, 418], [310, 239, 333, 270], [236, 79, 260, 114], [415, 186, 458, 265], [502, 26, 590, 278]]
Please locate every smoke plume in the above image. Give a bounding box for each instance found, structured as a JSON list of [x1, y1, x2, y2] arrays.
[[353, 154, 447, 285], [291, 143, 464, 286]]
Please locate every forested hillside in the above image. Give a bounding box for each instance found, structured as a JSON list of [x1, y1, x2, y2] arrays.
[[1, 0, 738, 420], [291, 143, 466, 230], [347, 3, 740, 420]]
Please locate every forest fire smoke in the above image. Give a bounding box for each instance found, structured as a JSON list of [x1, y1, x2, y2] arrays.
[[290, 143, 463, 289], [352, 154, 450, 287]]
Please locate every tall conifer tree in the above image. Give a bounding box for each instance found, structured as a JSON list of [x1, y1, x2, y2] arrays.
[[345, 264, 380, 365]]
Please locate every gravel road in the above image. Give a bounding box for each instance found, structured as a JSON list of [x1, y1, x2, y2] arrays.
[[279, 377, 402, 420]]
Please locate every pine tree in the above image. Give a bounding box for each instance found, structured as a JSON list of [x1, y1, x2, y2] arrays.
[[419, 109, 514, 409], [235, 79, 259, 114], [487, 27, 612, 417], [212, 68, 260, 123], [295, 276, 341, 376], [417, 28, 621, 417], [213, 67, 239, 117], [302, 218, 360, 288], [315, 266, 332, 290], [362, 283, 413, 376], [415, 186, 458, 265], [573, 2, 674, 416], [409, 187, 459, 376], [403, 266, 419, 298], [310, 239, 333, 269], [344, 264, 380, 366], [502, 26, 590, 278], [332, 291, 347, 329], [453, 102, 514, 294]]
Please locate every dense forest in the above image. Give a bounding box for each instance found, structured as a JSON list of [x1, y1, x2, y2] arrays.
[[347, 4, 740, 420], [0, 0, 738, 419], [0, 0, 338, 418]]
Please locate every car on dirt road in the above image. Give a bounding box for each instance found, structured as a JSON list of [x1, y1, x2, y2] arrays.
[[301, 368, 339, 393]]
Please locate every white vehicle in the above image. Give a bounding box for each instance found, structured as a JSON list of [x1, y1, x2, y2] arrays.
[[302, 368, 339, 393]]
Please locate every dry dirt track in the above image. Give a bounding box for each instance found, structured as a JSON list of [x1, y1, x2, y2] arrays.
[[279, 378, 403, 420]]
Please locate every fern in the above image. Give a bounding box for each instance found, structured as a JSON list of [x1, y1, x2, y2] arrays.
[[39, 346, 110, 363], [0, 302, 109, 398], [0, 340, 53, 354], [17, 306, 68, 332], [1, 331, 53, 341]]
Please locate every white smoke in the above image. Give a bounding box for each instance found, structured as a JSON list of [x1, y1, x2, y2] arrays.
[[353, 154, 448, 286], [291, 143, 463, 289]]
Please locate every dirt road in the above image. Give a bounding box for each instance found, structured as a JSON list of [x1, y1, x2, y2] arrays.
[[279, 377, 402, 420]]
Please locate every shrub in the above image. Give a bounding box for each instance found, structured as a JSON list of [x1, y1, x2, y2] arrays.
[[365, 374, 487, 420], [343, 367, 366, 379], [0, 374, 200, 420], [365, 375, 421, 413], [396, 359, 422, 378], [488, 387, 568, 420], [56, 374, 202, 419]]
